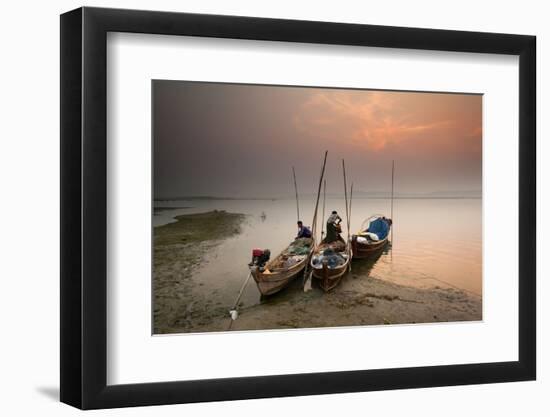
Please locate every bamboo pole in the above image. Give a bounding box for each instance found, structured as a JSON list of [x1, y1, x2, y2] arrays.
[[292, 166, 300, 222], [342, 159, 350, 245], [348, 182, 354, 271], [349, 183, 354, 232], [310, 151, 328, 240], [321, 179, 326, 239], [391, 160, 395, 242], [303, 151, 328, 290], [227, 271, 253, 330]]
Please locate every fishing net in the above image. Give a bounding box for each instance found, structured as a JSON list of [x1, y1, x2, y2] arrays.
[[311, 250, 348, 269], [270, 254, 307, 269], [286, 237, 312, 256], [319, 239, 346, 253]]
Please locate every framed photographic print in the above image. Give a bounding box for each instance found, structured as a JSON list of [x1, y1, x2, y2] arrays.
[[60, 7, 536, 409]]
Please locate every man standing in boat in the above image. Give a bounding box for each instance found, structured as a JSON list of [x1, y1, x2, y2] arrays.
[[296, 221, 312, 239], [325, 210, 342, 243]]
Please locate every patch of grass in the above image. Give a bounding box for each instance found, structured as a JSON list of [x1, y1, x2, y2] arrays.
[[154, 210, 246, 246]]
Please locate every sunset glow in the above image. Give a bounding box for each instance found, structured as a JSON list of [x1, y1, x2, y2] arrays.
[[295, 90, 481, 154], [154, 82, 482, 198]]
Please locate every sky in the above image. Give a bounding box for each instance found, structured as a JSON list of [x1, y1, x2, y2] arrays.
[[153, 81, 482, 199]]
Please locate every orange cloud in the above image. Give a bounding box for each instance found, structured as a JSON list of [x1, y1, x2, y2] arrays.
[[293, 90, 481, 155]]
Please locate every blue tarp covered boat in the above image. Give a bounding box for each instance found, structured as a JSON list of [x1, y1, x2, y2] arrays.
[[351, 215, 392, 259]]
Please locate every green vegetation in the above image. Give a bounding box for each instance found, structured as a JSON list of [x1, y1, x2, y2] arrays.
[[154, 210, 245, 246]]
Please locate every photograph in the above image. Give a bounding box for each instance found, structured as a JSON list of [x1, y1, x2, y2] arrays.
[[53, 3, 539, 411], [152, 81, 483, 334]]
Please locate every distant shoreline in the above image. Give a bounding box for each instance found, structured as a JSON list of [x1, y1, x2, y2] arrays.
[[153, 206, 192, 212], [154, 196, 481, 202]]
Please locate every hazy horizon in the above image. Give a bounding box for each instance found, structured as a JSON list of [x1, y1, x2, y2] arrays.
[[153, 81, 482, 199], [154, 190, 482, 201]]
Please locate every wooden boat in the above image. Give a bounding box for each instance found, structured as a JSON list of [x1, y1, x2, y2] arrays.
[[307, 158, 354, 292], [310, 236, 351, 292], [351, 215, 392, 260], [251, 237, 313, 296]]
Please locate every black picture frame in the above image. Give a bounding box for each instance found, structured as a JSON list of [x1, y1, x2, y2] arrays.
[[60, 6, 536, 410]]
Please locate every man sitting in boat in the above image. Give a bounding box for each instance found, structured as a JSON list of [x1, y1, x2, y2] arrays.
[[325, 210, 342, 243], [296, 220, 312, 239]]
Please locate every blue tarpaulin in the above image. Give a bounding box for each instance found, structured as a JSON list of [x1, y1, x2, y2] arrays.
[[368, 218, 390, 240]]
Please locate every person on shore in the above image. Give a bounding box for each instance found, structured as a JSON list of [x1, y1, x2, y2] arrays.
[[296, 221, 312, 239], [325, 210, 342, 243]]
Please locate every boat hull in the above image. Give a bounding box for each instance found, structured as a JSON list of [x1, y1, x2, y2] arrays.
[[252, 237, 313, 296], [252, 260, 307, 296], [352, 216, 392, 260], [310, 237, 351, 292], [351, 237, 388, 259], [311, 259, 350, 292]]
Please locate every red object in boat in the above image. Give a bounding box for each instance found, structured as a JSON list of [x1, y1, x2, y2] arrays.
[[252, 249, 264, 257]]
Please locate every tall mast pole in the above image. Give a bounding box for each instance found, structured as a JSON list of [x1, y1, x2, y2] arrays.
[[348, 182, 354, 267], [342, 159, 350, 245], [321, 180, 326, 239], [391, 160, 395, 242], [303, 151, 328, 290], [311, 151, 328, 242], [349, 183, 354, 233], [292, 166, 300, 222]]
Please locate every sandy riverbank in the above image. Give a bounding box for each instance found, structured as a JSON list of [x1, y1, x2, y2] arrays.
[[153, 210, 246, 334], [228, 276, 481, 331], [153, 210, 481, 334]]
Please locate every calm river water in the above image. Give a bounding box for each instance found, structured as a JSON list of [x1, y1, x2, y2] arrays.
[[154, 197, 482, 309]]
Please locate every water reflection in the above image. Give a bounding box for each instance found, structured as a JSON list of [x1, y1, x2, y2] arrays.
[[154, 197, 482, 309], [351, 242, 389, 278]]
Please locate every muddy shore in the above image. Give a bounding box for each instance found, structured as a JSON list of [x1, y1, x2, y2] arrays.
[[229, 276, 481, 331], [153, 210, 246, 334], [153, 210, 481, 334]]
